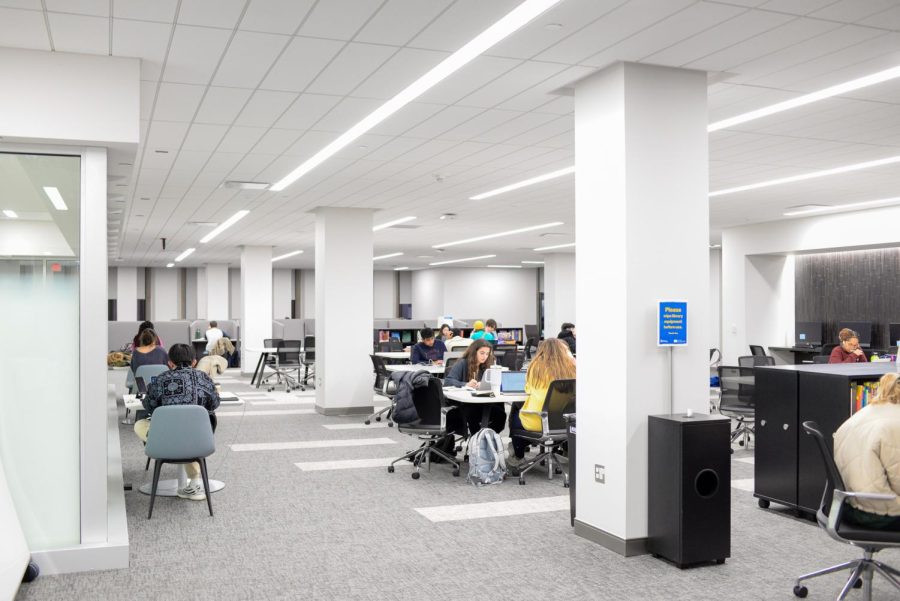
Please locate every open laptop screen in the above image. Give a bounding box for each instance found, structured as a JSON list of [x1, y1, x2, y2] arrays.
[[500, 370, 526, 393], [135, 376, 148, 395]]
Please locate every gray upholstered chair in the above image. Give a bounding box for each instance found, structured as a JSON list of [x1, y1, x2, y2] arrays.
[[144, 405, 215, 519]]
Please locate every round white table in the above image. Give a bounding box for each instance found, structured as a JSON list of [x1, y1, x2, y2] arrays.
[[442, 387, 527, 429]]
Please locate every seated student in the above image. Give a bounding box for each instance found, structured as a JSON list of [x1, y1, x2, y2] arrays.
[[439, 324, 454, 342], [410, 327, 447, 364], [132, 320, 163, 349], [506, 338, 576, 473], [444, 339, 506, 434], [130, 329, 169, 375], [557, 322, 576, 354], [444, 329, 473, 350], [205, 320, 224, 354], [134, 344, 220, 501], [834, 372, 900, 530], [470, 319, 498, 341], [830, 328, 867, 363]]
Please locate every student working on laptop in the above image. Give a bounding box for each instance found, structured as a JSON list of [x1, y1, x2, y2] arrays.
[[444, 339, 506, 434], [410, 327, 447, 364], [507, 338, 576, 474]]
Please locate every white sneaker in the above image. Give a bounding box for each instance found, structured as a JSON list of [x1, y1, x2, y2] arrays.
[[177, 480, 206, 501]]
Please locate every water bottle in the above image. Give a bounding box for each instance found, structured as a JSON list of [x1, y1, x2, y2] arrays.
[[195, 328, 201, 340]]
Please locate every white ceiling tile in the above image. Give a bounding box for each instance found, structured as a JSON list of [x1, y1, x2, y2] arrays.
[[182, 123, 229, 151], [251, 129, 301, 155], [0, 1, 40, 8], [152, 82, 206, 122], [48, 12, 108, 54], [46, 0, 108, 16], [212, 30, 289, 88], [353, 47, 449, 100], [274, 94, 342, 130], [475, 112, 560, 144], [113, 19, 172, 81], [113, 0, 178, 22], [194, 86, 253, 124], [177, 0, 245, 29], [434, 109, 522, 142], [140, 147, 177, 170], [0, 7, 49, 50], [809, 0, 898, 22], [305, 42, 398, 96], [240, 0, 314, 34], [228, 153, 278, 179], [163, 25, 231, 84], [283, 130, 342, 159], [496, 65, 592, 113], [217, 126, 267, 153], [370, 102, 447, 137], [205, 152, 245, 173], [313, 96, 383, 132], [296, 0, 383, 41], [857, 4, 900, 30], [758, 0, 838, 15], [234, 90, 298, 128], [172, 150, 212, 170], [408, 0, 522, 52], [355, 0, 453, 46], [418, 55, 523, 105], [145, 121, 190, 151], [503, 116, 572, 147], [140, 81, 157, 121], [401, 105, 486, 140], [457, 60, 567, 109], [259, 36, 344, 92]]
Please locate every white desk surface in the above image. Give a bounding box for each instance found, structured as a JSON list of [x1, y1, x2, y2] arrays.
[[247, 347, 301, 353], [442, 388, 527, 404], [124, 392, 243, 410], [385, 364, 445, 374], [374, 351, 410, 359]]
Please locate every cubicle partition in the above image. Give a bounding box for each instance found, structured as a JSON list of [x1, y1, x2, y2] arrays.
[[188, 319, 238, 340], [279, 319, 304, 340], [108, 320, 195, 351]]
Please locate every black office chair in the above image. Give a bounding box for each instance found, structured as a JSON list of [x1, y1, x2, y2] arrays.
[[524, 337, 537, 360], [388, 339, 403, 352], [388, 377, 460, 479], [365, 355, 396, 426], [749, 345, 767, 357], [822, 343, 838, 358], [794, 421, 900, 600], [738, 355, 775, 367], [276, 339, 302, 392], [376, 341, 392, 353], [298, 335, 315, 390], [717, 366, 756, 449], [444, 355, 462, 374], [499, 349, 523, 370], [812, 355, 831, 364], [510, 379, 575, 486]]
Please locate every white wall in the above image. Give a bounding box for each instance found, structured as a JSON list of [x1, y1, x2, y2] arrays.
[[543, 253, 575, 337], [709, 249, 721, 350], [298, 269, 315, 318], [205, 264, 229, 319], [108, 268, 117, 299], [720, 205, 900, 363], [137, 267, 146, 300], [273, 268, 294, 319], [115, 266, 138, 322], [373, 271, 398, 317], [398, 270, 412, 304], [228, 268, 240, 319], [184, 268, 198, 321], [148, 268, 180, 321], [0, 221, 75, 256]]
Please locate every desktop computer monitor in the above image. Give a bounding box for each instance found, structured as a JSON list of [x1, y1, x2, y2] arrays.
[[889, 323, 900, 348], [837, 321, 873, 348], [794, 321, 822, 347]]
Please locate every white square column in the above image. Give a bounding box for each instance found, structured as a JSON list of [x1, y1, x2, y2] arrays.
[[314, 207, 374, 415], [115, 266, 138, 321], [240, 247, 273, 376], [542, 253, 575, 338], [200, 264, 229, 320], [574, 62, 709, 555]]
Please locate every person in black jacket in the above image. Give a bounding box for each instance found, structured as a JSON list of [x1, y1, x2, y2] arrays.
[[557, 322, 576, 355]]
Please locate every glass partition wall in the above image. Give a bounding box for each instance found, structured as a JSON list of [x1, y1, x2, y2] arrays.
[[0, 152, 81, 549]]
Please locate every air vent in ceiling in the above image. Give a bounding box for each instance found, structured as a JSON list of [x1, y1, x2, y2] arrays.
[[388, 224, 420, 229]]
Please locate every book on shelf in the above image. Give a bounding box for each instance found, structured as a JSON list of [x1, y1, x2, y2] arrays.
[[851, 382, 880, 413]]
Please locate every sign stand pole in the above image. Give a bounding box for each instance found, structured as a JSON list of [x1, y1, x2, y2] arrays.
[[668, 346, 674, 415]]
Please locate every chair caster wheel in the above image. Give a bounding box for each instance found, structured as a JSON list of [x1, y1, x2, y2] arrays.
[[739, 441, 745, 446], [758, 499, 770, 509], [793, 585, 808, 598], [364, 420, 371, 425], [540, 459, 546, 466], [22, 561, 39, 583], [853, 578, 862, 589], [375, 416, 381, 422], [452, 469, 460, 477], [716, 559, 725, 565], [518, 477, 525, 485], [554, 467, 563, 474], [387, 465, 394, 473], [388, 422, 393, 427], [411, 472, 420, 480], [563, 482, 569, 489], [730, 448, 734, 454]]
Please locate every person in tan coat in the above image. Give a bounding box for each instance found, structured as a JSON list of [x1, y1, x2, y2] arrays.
[[834, 372, 900, 530]]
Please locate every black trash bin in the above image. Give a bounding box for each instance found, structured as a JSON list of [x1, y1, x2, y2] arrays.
[[564, 413, 576, 526]]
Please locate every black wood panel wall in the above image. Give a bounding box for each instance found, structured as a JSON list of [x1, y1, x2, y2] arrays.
[[795, 248, 900, 348]]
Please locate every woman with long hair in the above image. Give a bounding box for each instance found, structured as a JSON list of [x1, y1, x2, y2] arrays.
[[507, 338, 576, 469], [444, 339, 505, 434]]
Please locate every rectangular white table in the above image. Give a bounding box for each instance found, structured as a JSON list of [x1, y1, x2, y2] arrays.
[[385, 364, 445, 374], [374, 351, 410, 360]]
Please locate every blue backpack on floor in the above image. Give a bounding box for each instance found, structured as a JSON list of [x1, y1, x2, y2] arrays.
[[466, 428, 506, 486]]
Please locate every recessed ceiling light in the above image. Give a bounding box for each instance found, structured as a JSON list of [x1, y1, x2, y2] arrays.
[[166, 263, 175, 268], [42, 187, 68, 211], [429, 254, 496, 266], [710, 154, 900, 197], [709, 64, 900, 132], [521, 260, 544, 264], [269, 0, 563, 191], [783, 195, 900, 216], [373, 252, 404, 261], [433, 222, 563, 249], [2, 210, 17, 219], [43, 252, 52, 256], [373, 216, 416, 231], [417, 255, 434, 259], [487, 264, 522, 269], [393, 266, 409, 271], [174, 248, 195, 262], [154, 150, 169, 154], [709, 244, 721, 249], [188, 221, 218, 227], [439, 213, 456, 220], [200, 210, 250, 243], [470, 166, 575, 200], [272, 250, 304, 262], [223, 181, 270, 190], [533, 242, 575, 251]]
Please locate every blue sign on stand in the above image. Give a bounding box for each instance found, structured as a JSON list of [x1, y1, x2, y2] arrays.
[[658, 301, 688, 346]]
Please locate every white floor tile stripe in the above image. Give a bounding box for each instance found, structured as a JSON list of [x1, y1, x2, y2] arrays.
[[295, 457, 408, 471], [217, 409, 315, 417], [250, 399, 315, 406], [734, 456, 755, 465], [415, 495, 569, 523], [231, 437, 397, 452], [731, 478, 754, 492], [323, 423, 389, 430]]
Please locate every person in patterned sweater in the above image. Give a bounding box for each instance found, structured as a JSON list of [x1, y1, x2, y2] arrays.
[[134, 343, 220, 501]]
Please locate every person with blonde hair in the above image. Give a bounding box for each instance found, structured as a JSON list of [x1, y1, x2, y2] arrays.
[[829, 327, 866, 363], [506, 338, 576, 471], [834, 372, 900, 530]]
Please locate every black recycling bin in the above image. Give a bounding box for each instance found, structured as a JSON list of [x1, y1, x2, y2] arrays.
[[564, 413, 576, 526]]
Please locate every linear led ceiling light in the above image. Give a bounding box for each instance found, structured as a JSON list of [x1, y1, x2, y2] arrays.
[[429, 254, 496, 266], [533, 242, 575, 251], [433, 222, 563, 249], [373, 216, 416, 231], [269, 0, 563, 192], [2, 210, 17, 218], [174, 248, 195, 262], [393, 266, 409, 271], [783, 196, 900, 216], [166, 263, 175, 268], [521, 260, 544, 264], [709, 154, 900, 197], [469, 165, 575, 200], [199, 210, 250, 243], [272, 250, 304, 262], [709, 65, 900, 132], [488, 264, 522, 268], [42, 187, 68, 211], [373, 252, 403, 261]]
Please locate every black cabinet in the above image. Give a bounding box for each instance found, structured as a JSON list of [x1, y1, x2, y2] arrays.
[[754, 368, 798, 507]]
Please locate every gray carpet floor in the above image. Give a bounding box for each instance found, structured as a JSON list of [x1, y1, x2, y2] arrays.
[[15, 371, 900, 600]]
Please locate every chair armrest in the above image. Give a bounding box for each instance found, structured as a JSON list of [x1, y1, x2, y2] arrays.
[[519, 409, 550, 435], [827, 489, 898, 532]]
